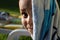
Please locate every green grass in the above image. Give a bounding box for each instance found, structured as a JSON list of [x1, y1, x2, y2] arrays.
[[0, 33, 8, 40], [0, 34, 32, 40], [19, 36, 32, 40]]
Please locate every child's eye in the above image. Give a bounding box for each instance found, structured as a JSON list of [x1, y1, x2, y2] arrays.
[[22, 12, 28, 18]]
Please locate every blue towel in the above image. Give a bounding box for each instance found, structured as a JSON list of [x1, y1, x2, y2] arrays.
[[32, 0, 58, 40]]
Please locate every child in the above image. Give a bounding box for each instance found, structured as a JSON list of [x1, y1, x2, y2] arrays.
[[19, 0, 33, 35], [19, 0, 60, 40]]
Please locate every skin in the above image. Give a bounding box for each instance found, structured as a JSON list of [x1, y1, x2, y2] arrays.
[[19, 0, 33, 35]]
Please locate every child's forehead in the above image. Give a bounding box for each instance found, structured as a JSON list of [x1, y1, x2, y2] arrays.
[[20, 0, 31, 5], [20, 0, 29, 9], [20, 0, 29, 4]]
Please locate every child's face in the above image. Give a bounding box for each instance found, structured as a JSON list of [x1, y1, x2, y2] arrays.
[[19, 0, 33, 34]]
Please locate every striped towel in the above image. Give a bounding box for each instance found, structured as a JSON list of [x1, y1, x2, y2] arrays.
[[32, 0, 59, 40]]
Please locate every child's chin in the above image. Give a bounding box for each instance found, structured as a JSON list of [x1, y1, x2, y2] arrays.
[[27, 28, 33, 34]]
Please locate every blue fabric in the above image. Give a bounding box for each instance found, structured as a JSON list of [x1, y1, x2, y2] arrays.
[[39, 0, 56, 40]]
